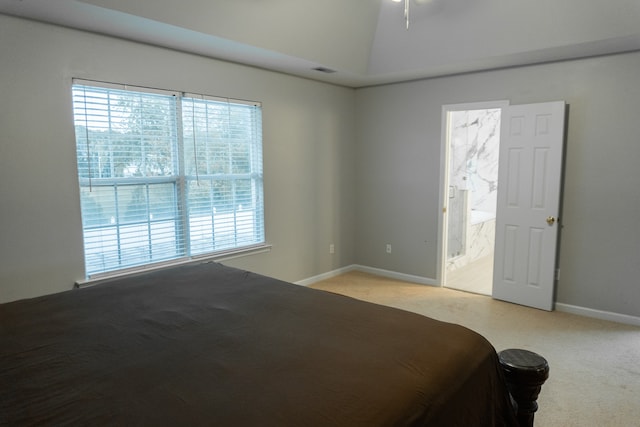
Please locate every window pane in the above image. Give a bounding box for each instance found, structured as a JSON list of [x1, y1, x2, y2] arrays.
[[80, 186, 116, 228], [183, 96, 264, 258], [81, 186, 119, 275], [187, 177, 264, 255], [118, 185, 148, 224], [73, 86, 177, 179], [188, 180, 215, 255]]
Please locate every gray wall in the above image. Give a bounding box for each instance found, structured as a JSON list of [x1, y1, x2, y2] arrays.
[[0, 15, 356, 302], [2, 13, 639, 320], [355, 52, 640, 318]]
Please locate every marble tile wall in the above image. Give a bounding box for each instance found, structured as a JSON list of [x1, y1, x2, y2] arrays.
[[447, 218, 496, 271], [447, 108, 500, 270], [449, 108, 501, 214], [447, 188, 467, 258]]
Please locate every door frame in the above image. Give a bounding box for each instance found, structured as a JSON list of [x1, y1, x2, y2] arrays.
[[437, 100, 509, 288]]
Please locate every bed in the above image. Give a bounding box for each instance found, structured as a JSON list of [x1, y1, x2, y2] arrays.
[[1, 261, 518, 426]]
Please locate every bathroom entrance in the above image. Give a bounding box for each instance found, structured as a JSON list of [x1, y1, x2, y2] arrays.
[[441, 101, 507, 296]]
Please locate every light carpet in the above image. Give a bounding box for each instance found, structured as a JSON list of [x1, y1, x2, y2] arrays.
[[310, 271, 640, 427]]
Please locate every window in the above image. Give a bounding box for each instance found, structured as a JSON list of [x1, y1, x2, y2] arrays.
[[72, 80, 265, 278]]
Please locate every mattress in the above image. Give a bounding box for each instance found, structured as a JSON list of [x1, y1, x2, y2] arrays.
[[0, 262, 517, 426]]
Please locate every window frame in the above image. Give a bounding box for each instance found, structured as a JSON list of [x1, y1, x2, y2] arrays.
[[72, 79, 268, 282]]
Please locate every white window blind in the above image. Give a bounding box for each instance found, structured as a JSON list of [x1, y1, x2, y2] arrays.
[[72, 81, 264, 278]]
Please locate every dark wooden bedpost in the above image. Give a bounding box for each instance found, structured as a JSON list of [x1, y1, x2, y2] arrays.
[[497, 349, 549, 427]]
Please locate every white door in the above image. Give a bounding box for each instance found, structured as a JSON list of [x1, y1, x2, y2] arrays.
[[492, 101, 566, 311]]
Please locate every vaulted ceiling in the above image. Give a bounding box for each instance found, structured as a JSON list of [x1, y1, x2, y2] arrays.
[[2, 0, 640, 87]]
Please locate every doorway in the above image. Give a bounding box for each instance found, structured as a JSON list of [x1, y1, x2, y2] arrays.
[[440, 101, 507, 296]]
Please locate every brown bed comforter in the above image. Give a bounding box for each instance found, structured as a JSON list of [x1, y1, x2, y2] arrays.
[[0, 262, 517, 426]]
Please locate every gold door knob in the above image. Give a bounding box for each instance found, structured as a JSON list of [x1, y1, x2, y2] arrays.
[[546, 216, 556, 226]]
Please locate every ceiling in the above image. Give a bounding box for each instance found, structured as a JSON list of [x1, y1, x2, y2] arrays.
[[2, 0, 640, 88]]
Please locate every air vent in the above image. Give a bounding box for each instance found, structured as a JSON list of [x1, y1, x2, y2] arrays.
[[312, 67, 336, 74]]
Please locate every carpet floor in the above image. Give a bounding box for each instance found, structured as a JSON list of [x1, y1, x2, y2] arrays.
[[310, 271, 640, 427]]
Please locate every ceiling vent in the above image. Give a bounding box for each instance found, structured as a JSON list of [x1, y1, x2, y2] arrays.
[[312, 67, 336, 74]]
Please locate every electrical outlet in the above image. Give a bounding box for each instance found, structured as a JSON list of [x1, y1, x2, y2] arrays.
[[329, 244, 335, 254], [386, 244, 392, 253]]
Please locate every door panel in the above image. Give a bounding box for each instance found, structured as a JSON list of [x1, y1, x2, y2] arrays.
[[492, 101, 565, 311]]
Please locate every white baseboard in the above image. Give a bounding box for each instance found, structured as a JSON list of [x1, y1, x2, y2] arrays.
[[351, 264, 439, 286], [298, 265, 640, 328], [556, 303, 640, 327], [295, 265, 358, 287], [296, 264, 437, 287]]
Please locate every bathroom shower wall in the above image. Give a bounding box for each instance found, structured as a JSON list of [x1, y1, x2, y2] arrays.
[[447, 187, 468, 258], [449, 108, 500, 214], [447, 109, 500, 271]]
